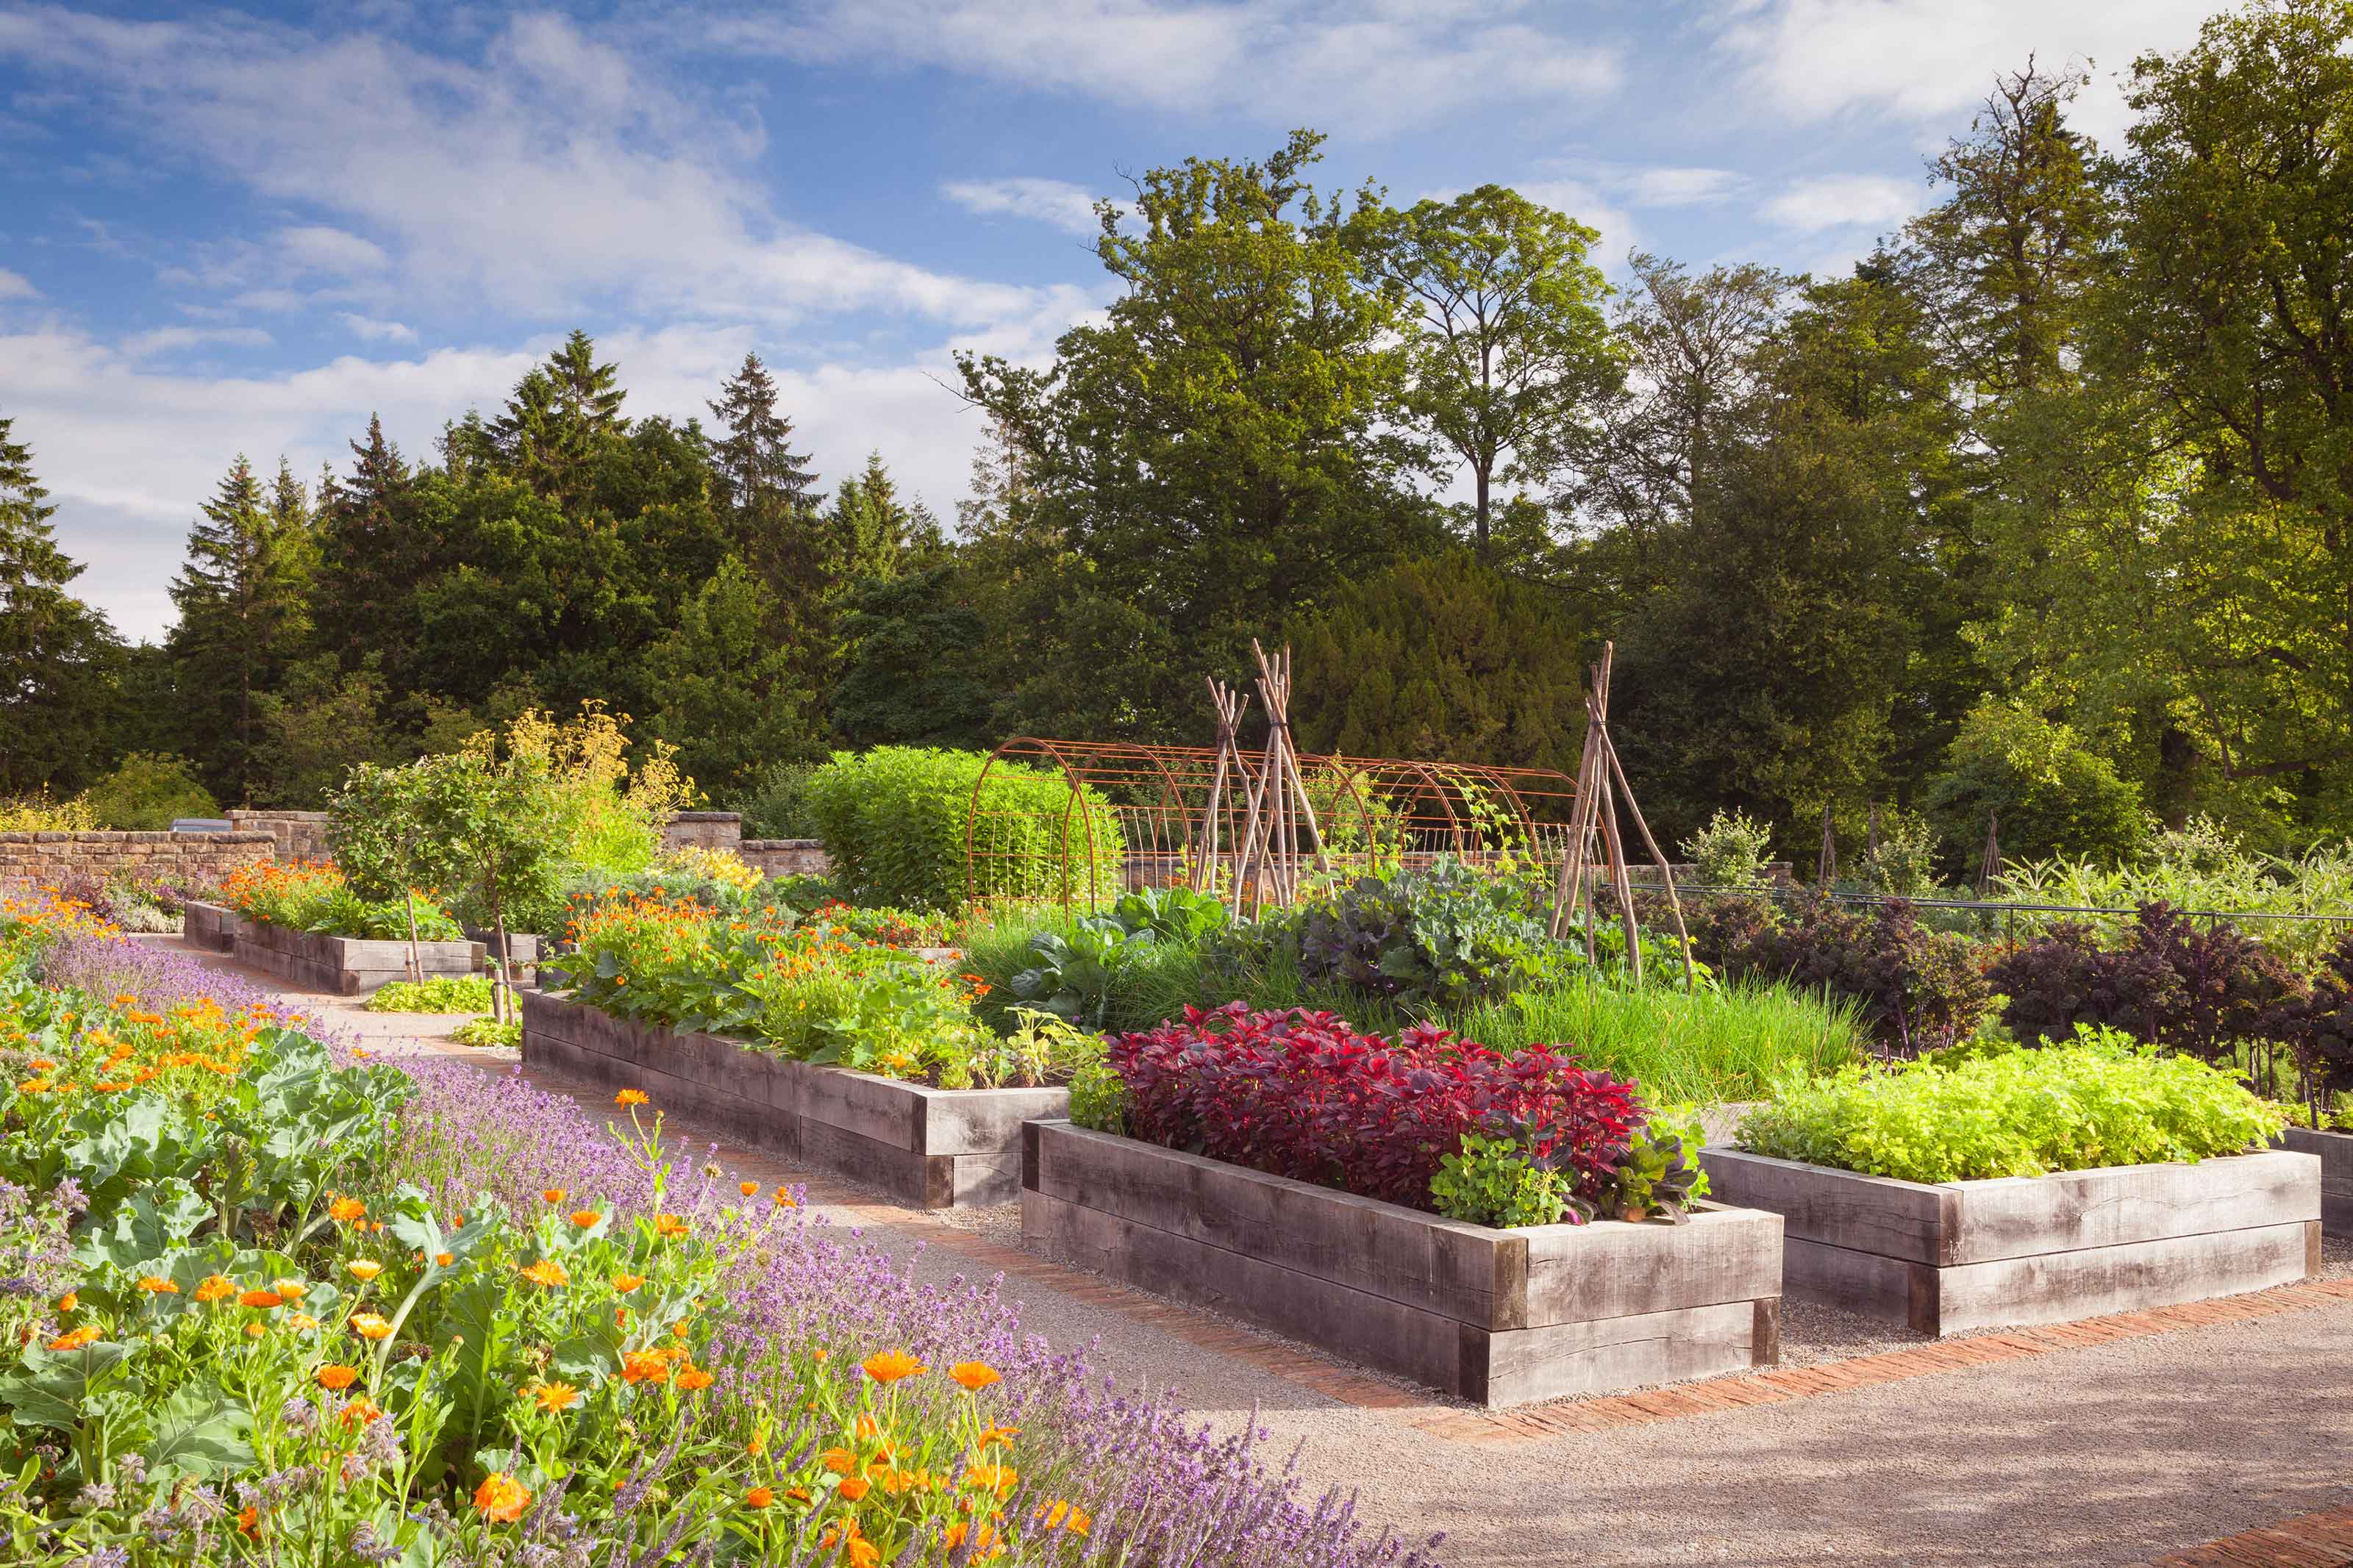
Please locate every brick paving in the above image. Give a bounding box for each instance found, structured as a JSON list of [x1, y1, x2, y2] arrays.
[[2140, 1506, 2353, 1567]]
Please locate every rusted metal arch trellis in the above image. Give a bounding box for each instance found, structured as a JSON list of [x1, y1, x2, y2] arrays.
[[962, 737, 1582, 912]]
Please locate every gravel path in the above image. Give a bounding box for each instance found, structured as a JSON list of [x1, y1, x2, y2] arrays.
[[154, 937, 2353, 1567]]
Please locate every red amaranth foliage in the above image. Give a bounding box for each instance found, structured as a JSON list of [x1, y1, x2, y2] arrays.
[[1110, 1003, 1643, 1211]]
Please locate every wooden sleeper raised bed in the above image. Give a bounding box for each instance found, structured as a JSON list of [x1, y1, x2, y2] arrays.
[[1699, 1146, 2321, 1335], [1022, 1120, 1784, 1407], [2277, 1125, 2352, 1238], [182, 901, 483, 995], [519, 990, 1065, 1209]]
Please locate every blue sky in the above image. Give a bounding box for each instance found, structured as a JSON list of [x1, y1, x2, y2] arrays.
[[1, 0, 2218, 641]]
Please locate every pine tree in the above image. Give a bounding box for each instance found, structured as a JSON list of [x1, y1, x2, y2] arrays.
[[314, 415, 422, 671], [0, 412, 120, 791], [167, 454, 315, 801], [490, 330, 626, 504], [708, 352, 824, 643], [825, 452, 943, 584]]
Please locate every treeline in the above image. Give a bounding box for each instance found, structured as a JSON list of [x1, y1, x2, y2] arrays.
[[1, 0, 2349, 869]]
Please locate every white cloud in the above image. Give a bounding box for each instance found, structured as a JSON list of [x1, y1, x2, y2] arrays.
[[1759, 173, 1924, 234], [279, 224, 389, 276], [1615, 166, 1743, 207], [336, 312, 417, 343], [706, 0, 1622, 132], [1707, 0, 2216, 146], [121, 326, 275, 357], [0, 7, 1065, 328], [942, 177, 1107, 237], [0, 268, 37, 298]]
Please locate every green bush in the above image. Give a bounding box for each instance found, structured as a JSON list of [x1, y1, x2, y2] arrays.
[[75, 752, 218, 830], [1924, 701, 2150, 867], [736, 759, 822, 839], [802, 746, 1122, 912], [1680, 808, 1774, 888], [1735, 1025, 2287, 1182]]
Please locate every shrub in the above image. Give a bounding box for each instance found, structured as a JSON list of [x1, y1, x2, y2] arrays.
[[2260, 932, 2353, 1109], [803, 746, 1122, 911], [736, 758, 821, 838], [1858, 806, 1939, 897], [1989, 902, 2298, 1064], [73, 751, 218, 829], [1924, 700, 2150, 867], [1693, 893, 1987, 1055], [1680, 808, 1774, 888], [1298, 855, 1563, 1012], [1110, 1003, 1643, 1212], [0, 790, 95, 831], [1736, 1026, 2288, 1181]]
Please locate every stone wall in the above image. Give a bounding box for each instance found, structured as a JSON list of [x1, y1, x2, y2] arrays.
[[740, 839, 831, 879], [0, 831, 274, 892], [227, 809, 331, 862], [661, 811, 743, 852]]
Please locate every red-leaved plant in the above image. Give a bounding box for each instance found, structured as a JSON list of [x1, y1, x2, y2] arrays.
[[1109, 1003, 1645, 1212]]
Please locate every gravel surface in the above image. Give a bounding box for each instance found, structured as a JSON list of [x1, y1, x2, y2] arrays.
[[160, 935, 2353, 1568]]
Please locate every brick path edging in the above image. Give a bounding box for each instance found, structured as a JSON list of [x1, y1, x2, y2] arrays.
[[2138, 1504, 2353, 1567]]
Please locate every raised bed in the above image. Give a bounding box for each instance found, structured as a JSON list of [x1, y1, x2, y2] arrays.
[[181, 900, 482, 995], [1022, 1120, 1784, 1407], [519, 990, 1065, 1209], [1699, 1146, 2321, 1335], [2277, 1125, 2352, 1238], [466, 928, 543, 989]]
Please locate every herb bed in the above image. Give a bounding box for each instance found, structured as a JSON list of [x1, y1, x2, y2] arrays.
[[183, 898, 485, 994], [520, 989, 1066, 1207]]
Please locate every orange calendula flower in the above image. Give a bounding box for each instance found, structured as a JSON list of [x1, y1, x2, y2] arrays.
[[17, 1078, 51, 1094], [473, 1472, 532, 1524], [746, 1432, 768, 1456], [285, 1313, 319, 1331], [963, 1462, 1018, 1500], [540, 1188, 567, 1204], [654, 1214, 688, 1239], [57, 1291, 76, 1313], [349, 1312, 394, 1341], [744, 1485, 775, 1510], [137, 1276, 179, 1295], [316, 1364, 360, 1394], [46, 1325, 101, 1351], [837, 1475, 871, 1503], [569, 1209, 600, 1228], [977, 1423, 1019, 1448], [738, 1181, 759, 1197], [238, 1505, 260, 1539], [821, 1447, 854, 1475], [948, 1361, 1000, 1392], [194, 1275, 236, 1303], [860, 1349, 924, 1384], [238, 1290, 285, 1309], [620, 1349, 674, 1384], [435, 1251, 454, 1267], [772, 1187, 796, 1208], [340, 1397, 386, 1427], [518, 1259, 568, 1289], [615, 1089, 649, 1106], [243, 1320, 265, 1338], [611, 1272, 644, 1292], [329, 1197, 366, 1223], [677, 1367, 713, 1392], [524, 1380, 581, 1413], [271, 1278, 308, 1299], [345, 1260, 383, 1282], [943, 1521, 1001, 1556], [1035, 1500, 1090, 1535]]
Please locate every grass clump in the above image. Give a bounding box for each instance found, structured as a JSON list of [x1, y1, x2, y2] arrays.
[[1736, 1025, 2287, 1182]]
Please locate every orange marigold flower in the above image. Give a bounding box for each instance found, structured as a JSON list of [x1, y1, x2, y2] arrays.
[[194, 1275, 236, 1303], [349, 1312, 394, 1341], [738, 1181, 759, 1197], [677, 1367, 713, 1392], [329, 1197, 366, 1223], [285, 1313, 319, 1331], [1035, 1500, 1090, 1536], [977, 1423, 1019, 1448], [473, 1472, 532, 1524], [611, 1272, 645, 1292], [772, 1186, 796, 1208], [57, 1291, 76, 1313], [17, 1078, 51, 1093], [46, 1325, 101, 1351], [569, 1209, 600, 1228], [943, 1521, 1001, 1556], [524, 1380, 581, 1413], [620, 1348, 673, 1384], [540, 1188, 567, 1203], [435, 1251, 454, 1267], [837, 1475, 871, 1503], [271, 1278, 307, 1299], [821, 1447, 854, 1474], [654, 1214, 688, 1239], [339, 1396, 386, 1427], [744, 1484, 775, 1510], [238, 1505, 260, 1539], [860, 1349, 924, 1384], [137, 1275, 179, 1295], [615, 1089, 648, 1106], [518, 1259, 568, 1289], [345, 1260, 383, 1282], [238, 1289, 285, 1309], [963, 1462, 1018, 1500], [948, 1361, 1000, 1392]]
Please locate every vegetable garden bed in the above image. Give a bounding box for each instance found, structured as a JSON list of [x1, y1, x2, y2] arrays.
[[1022, 1120, 1785, 1406], [1698, 1147, 2321, 1334], [519, 989, 1065, 1207], [183, 898, 485, 994], [2277, 1125, 2352, 1237]]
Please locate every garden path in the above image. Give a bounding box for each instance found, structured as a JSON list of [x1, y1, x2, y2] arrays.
[[151, 937, 2353, 1568]]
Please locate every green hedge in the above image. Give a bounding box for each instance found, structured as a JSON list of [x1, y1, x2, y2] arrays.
[[803, 747, 1124, 911]]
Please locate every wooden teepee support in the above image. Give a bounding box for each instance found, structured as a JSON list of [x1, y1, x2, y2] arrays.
[[1817, 803, 1838, 887], [1546, 642, 1695, 989], [1195, 676, 1252, 898], [1228, 641, 1330, 913], [1977, 811, 2002, 898]]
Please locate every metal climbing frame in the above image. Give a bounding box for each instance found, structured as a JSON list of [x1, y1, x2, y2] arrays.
[[963, 737, 1581, 912]]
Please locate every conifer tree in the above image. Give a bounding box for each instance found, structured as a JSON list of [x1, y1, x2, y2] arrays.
[[0, 412, 119, 791], [166, 454, 315, 801], [708, 352, 824, 642], [489, 329, 627, 505]]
